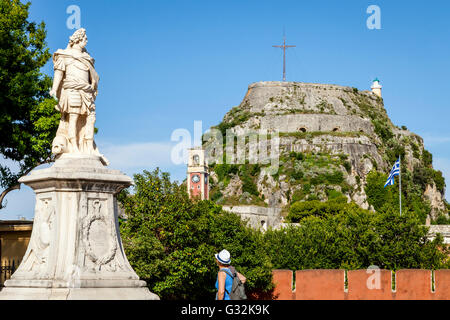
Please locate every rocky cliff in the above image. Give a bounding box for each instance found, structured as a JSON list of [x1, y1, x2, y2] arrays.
[[204, 81, 448, 221]]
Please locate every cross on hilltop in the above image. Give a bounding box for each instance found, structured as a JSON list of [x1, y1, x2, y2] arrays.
[[273, 35, 296, 81]]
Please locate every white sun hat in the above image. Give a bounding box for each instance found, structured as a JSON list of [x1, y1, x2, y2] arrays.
[[215, 249, 231, 265]]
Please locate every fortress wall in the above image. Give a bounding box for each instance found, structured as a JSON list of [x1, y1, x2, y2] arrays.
[[268, 269, 450, 300], [259, 114, 374, 135], [222, 205, 282, 230], [244, 81, 359, 112], [428, 225, 450, 244]]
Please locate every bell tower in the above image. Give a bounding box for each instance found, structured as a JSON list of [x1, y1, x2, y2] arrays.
[[187, 147, 209, 200]]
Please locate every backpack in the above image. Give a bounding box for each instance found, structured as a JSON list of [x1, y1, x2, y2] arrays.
[[220, 268, 247, 300]]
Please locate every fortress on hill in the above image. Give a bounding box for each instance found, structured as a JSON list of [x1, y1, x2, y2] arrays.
[[186, 80, 449, 239]]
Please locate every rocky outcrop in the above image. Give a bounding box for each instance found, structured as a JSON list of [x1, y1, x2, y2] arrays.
[[424, 183, 446, 219], [206, 81, 447, 220]]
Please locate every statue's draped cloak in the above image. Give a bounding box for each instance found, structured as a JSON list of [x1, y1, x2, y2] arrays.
[[52, 49, 100, 115]]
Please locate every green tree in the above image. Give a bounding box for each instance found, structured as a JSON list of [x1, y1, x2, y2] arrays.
[[0, 0, 59, 208], [365, 170, 401, 212], [287, 197, 348, 223], [119, 168, 273, 300], [265, 206, 448, 271]]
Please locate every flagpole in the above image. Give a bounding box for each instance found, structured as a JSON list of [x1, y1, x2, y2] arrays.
[[399, 156, 402, 216]]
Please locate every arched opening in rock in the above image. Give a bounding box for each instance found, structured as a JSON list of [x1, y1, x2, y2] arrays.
[[332, 127, 339, 132], [261, 220, 267, 231], [298, 127, 307, 133]]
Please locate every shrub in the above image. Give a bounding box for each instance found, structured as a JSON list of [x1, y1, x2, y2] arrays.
[[325, 170, 344, 184], [291, 170, 304, 180], [373, 119, 394, 142], [266, 207, 448, 271], [423, 150, 433, 167], [239, 164, 260, 196], [412, 166, 433, 191], [213, 163, 239, 181], [303, 183, 311, 193], [365, 170, 399, 212], [327, 189, 344, 200], [310, 175, 326, 185], [343, 161, 351, 173], [291, 189, 305, 203], [210, 190, 223, 202], [287, 198, 350, 222], [242, 175, 259, 196], [289, 151, 304, 161], [307, 194, 319, 201], [433, 170, 445, 194]]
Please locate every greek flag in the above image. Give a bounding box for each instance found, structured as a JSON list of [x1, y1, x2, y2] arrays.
[[384, 158, 400, 188]]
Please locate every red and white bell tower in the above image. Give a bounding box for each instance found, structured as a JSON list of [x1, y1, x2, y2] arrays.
[[187, 147, 209, 200]]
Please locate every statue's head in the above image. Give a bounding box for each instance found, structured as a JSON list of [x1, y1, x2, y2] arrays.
[[68, 28, 87, 49]]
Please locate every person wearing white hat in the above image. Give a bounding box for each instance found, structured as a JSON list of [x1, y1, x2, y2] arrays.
[[214, 249, 233, 300]]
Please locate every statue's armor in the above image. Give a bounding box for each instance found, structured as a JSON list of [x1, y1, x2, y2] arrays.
[[53, 49, 97, 116], [65, 57, 90, 83]]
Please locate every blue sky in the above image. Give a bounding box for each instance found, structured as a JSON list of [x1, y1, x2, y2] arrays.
[[1, 0, 450, 220]]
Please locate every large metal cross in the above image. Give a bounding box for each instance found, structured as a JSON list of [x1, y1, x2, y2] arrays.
[[273, 35, 296, 81]]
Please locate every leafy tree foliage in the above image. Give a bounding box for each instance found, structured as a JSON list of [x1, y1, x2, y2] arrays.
[[365, 170, 400, 212], [287, 196, 348, 222], [365, 163, 447, 224], [0, 0, 59, 208], [119, 169, 273, 300], [265, 207, 448, 271]]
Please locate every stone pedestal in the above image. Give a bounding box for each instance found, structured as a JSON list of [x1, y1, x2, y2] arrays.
[[0, 155, 159, 300]]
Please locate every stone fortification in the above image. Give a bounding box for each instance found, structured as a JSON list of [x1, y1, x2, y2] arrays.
[[206, 81, 447, 221]]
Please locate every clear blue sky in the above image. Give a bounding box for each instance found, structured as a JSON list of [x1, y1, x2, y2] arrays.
[[2, 0, 450, 220]]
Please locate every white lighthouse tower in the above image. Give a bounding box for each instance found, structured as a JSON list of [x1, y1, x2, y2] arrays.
[[371, 78, 382, 98]]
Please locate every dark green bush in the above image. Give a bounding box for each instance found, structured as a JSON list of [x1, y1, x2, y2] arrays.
[[287, 198, 350, 223], [289, 151, 304, 161], [373, 119, 394, 142], [423, 150, 433, 167], [292, 170, 304, 180], [433, 170, 445, 194], [325, 170, 344, 184], [265, 207, 448, 271], [343, 161, 351, 173]]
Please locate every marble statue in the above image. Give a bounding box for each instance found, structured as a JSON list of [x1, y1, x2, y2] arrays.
[[0, 28, 158, 300], [50, 28, 108, 165]]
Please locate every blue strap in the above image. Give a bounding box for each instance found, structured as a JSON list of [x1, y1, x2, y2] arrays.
[[219, 269, 234, 295], [219, 269, 234, 278]]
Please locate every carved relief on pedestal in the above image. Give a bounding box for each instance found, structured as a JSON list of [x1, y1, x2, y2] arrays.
[[15, 197, 55, 278], [82, 198, 119, 271]]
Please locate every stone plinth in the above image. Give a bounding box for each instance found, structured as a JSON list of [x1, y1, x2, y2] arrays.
[[0, 154, 159, 300]]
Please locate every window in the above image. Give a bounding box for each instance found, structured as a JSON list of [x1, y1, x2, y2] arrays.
[[193, 154, 200, 165]]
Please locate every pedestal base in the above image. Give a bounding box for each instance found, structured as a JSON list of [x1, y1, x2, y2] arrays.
[[0, 155, 159, 300], [0, 287, 159, 300]]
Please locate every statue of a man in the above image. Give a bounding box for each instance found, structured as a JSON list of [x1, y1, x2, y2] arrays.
[[50, 28, 108, 164]]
